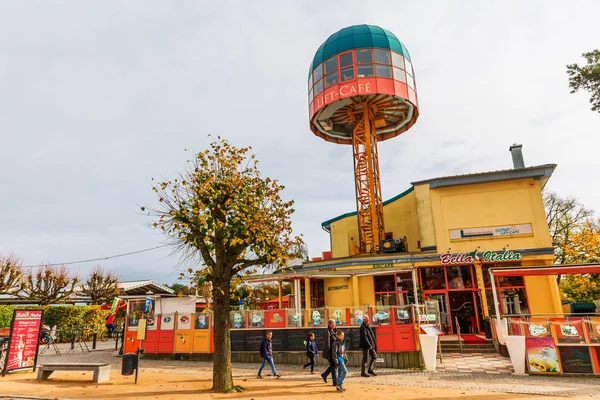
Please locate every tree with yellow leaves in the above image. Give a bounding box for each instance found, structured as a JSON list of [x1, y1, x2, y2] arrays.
[[144, 137, 303, 392]]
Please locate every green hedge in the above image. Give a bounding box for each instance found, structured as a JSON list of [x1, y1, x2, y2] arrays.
[[0, 305, 116, 341]]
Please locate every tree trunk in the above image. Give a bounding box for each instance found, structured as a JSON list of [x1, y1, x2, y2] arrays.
[[211, 278, 234, 392]]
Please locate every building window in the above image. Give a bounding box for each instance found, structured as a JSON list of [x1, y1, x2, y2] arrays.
[[501, 288, 528, 315], [357, 65, 374, 78], [356, 49, 373, 64], [374, 275, 397, 306], [376, 64, 392, 78], [339, 52, 353, 68], [447, 266, 474, 289], [482, 263, 527, 317], [420, 267, 446, 290], [406, 73, 415, 89], [324, 56, 337, 75], [393, 67, 406, 82], [313, 64, 323, 82], [392, 52, 405, 69], [340, 67, 354, 82], [404, 58, 413, 75], [314, 79, 323, 95], [324, 71, 339, 88], [374, 49, 391, 64]]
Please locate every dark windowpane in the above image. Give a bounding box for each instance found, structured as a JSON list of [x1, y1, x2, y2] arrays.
[[340, 67, 354, 82], [447, 266, 473, 289], [374, 275, 395, 292], [313, 64, 323, 82], [420, 267, 446, 290], [376, 64, 392, 78], [498, 275, 524, 287], [376, 293, 396, 306], [339, 52, 353, 68], [396, 272, 413, 292], [357, 65, 374, 78], [324, 56, 337, 75], [374, 49, 391, 64], [314, 79, 323, 95], [501, 288, 528, 315], [356, 49, 373, 64], [324, 72, 338, 88]]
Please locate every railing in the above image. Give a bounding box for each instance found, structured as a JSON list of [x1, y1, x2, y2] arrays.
[[504, 314, 600, 343], [454, 316, 463, 354], [229, 305, 419, 329]]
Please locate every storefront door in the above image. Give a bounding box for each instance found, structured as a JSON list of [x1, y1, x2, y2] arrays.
[[449, 291, 479, 334]]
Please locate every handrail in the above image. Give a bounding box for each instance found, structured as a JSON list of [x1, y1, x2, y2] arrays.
[[455, 316, 463, 354]]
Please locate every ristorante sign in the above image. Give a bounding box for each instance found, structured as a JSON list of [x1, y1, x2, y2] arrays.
[[440, 250, 522, 265]]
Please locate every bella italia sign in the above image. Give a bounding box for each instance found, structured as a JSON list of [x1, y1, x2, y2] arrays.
[[440, 250, 522, 265]]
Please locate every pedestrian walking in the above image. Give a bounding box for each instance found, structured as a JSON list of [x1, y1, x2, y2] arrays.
[[302, 332, 318, 373], [332, 330, 348, 392], [258, 331, 281, 379], [359, 316, 377, 377], [320, 319, 338, 386]]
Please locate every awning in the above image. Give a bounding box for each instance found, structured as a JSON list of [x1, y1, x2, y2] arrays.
[[245, 267, 413, 282], [492, 264, 600, 277], [573, 302, 597, 311]]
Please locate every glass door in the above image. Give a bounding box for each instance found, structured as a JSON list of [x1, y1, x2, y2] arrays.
[[424, 293, 450, 333]]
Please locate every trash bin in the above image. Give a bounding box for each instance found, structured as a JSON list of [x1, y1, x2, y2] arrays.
[[121, 353, 137, 376]]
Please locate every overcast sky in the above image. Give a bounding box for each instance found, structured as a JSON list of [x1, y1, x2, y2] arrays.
[[1, 1, 599, 285]]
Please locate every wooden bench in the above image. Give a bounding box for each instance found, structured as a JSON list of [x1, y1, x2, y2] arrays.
[[37, 363, 111, 383]]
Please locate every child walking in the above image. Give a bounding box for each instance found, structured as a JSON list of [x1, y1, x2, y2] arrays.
[[258, 331, 281, 379], [302, 332, 318, 373], [332, 330, 348, 392]]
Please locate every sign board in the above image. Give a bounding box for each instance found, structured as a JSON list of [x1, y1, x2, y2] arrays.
[[525, 337, 560, 373], [558, 346, 593, 374], [137, 319, 147, 340], [440, 250, 522, 265], [2, 309, 43, 376], [450, 224, 533, 240]]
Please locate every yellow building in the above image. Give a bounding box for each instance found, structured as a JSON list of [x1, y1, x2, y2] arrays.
[[271, 144, 562, 335]]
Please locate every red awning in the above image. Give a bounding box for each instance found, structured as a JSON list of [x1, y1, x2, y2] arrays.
[[493, 264, 600, 277]]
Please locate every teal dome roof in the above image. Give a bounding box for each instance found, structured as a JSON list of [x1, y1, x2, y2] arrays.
[[310, 25, 411, 74]]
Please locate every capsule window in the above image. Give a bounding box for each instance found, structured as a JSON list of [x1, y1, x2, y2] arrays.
[[313, 64, 323, 83], [324, 56, 337, 75], [357, 65, 374, 78], [339, 52, 353, 68], [356, 49, 373, 64], [392, 52, 405, 69], [314, 79, 323, 95], [376, 64, 392, 78], [374, 49, 391, 65], [393, 67, 406, 82], [324, 72, 339, 88], [341, 67, 354, 82]]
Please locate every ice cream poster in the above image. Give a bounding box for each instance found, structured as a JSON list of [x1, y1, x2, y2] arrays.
[[525, 337, 560, 373]]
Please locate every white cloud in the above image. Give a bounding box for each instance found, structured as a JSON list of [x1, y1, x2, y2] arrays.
[[1, 1, 599, 283]]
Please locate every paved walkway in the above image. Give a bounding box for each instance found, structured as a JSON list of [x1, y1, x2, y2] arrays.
[[438, 353, 514, 373]]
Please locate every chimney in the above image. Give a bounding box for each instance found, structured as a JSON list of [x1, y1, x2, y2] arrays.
[[509, 143, 525, 169]]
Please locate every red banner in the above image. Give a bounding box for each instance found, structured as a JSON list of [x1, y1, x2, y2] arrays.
[[3, 309, 43, 374]]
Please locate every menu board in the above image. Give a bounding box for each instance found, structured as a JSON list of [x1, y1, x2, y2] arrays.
[[525, 337, 560, 373], [230, 331, 246, 351], [558, 346, 593, 374], [286, 329, 309, 352], [245, 331, 266, 352], [3, 309, 43, 374]]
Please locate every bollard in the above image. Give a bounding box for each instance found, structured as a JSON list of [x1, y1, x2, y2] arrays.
[[70, 331, 76, 350], [92, 330, 97, 350]]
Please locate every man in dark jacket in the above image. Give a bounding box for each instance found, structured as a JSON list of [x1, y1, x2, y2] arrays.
[[359, 316, 377, 376], [320, 319, 338, 386], [258, 331, 281, 378]]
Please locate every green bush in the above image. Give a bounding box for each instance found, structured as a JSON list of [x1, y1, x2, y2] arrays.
[[0, 305, 112, 342]]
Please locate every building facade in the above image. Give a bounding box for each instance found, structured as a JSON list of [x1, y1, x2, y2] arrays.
[[281, 145, 562, 335]]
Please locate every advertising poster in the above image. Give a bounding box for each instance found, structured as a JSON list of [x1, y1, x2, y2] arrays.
[[177, 314, 192, 330], [554, 321, 587, 344], [160, 314, 175, 330], [586, 319, 600, 344], [525, 337, 560, 373], [3, 309, 43, 375], [558, 346, 594, 374]]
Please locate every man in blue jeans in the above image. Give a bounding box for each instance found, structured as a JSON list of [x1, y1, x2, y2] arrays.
[[258, 331, 281, 378]]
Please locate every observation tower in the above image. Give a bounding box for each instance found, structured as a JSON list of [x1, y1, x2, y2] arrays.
[[308, 25, 419, 254]]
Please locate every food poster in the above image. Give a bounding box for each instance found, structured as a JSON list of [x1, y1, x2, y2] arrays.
[[553, 320, 587, 344], [525, 337, 560, 373], [160, 314, 175, 330], [177, 314, 192, 330], [5, 310, 43, 373], [526, 319, 551, 338], [558, 346, 594, 374]]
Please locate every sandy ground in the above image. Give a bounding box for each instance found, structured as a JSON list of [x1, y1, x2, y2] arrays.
[[0, 368, 584, 400]]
